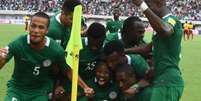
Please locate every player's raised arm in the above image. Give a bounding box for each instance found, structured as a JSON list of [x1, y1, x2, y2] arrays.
[[132, 0, 174, 37]]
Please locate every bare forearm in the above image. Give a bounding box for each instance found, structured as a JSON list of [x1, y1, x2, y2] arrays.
[[143, 9, 173, 37], [66, 69, 88, 89], [125, 43, 152, 55], [78, 76, 88, 89], [0, 60, 6, 70]]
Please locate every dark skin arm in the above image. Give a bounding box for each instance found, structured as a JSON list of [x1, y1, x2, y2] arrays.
[[125, 42, 152, 56], [132, 0, 174, 37], [0, 47, 8, 69], [55, 68, 94, 97]]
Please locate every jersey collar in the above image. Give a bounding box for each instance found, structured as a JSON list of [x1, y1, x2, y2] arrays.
[[56, 13, 62, 24], [117, 32, 122, 40], [27, 35, 50, 47], [125, 55, 131, 65], [162, 13, 172, 19], [84, 37, 88, 46]]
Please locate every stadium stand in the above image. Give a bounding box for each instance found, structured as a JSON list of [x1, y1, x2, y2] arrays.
[[0, 0, 200, 20]]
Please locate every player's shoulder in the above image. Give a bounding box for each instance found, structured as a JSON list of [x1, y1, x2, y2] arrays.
[[106, 19, 113, 23], [48, 37, 64, 52], [107, 32, 119, 38], [10, 34, 27, 44], [163, 14, 180, 27], [8, 34, 29, 50]]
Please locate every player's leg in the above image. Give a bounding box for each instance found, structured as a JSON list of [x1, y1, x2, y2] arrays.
[[25, 22, 28, 32], [187, 30, 190, 40], [190, 30, 193, 40], [183, 29, 188, 41]]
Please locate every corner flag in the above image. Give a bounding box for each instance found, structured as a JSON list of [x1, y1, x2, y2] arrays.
[[65, 5, 83, 101]]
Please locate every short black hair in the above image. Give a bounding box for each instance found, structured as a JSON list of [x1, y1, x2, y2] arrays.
[[62, 0, 82, 14], [103, 40, 124, 56], [31, 12, 50, 27], [95, 59, 108, 71], [113, 7, 120, 14], [116, 63, 136, 78], [121, 16, 142, 35], [87, 22, 106, 39]]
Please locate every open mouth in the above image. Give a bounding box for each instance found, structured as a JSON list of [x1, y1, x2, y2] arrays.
[[97, 78, 106, 85], [30, 34, 39, 39]]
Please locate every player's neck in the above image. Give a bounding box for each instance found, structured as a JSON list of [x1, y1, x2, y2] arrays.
[[120, 55, 128, 64], [30, 39, 46, 51]]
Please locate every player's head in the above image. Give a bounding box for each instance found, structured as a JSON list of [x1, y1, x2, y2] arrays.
[[60, 0, 81, 27], [144, 0, 166, 16], [87, 22, 106, 52], [95, 60, 111, 87], [113, 8, 121, 20], [29, 12, 50, 45], [115, 63, 137, 91], [103, 40, 125, 71], [122, 16, 145, 46]]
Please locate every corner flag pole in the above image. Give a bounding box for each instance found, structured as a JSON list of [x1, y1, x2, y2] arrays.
[[65, 5, 83, 101]]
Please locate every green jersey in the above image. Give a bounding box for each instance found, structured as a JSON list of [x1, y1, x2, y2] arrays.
[[104, 32, 121, 45], [152, 14, 184, 86], [104, 32, 146, 48], [126, 54, 149, 79], [120, 87, 152, 101], [6, 35, 68, 92], [79, 37, 102, 81], [47, 13, 71, 49], [106, 19, 123, 33], [79, 78, 120, 101]]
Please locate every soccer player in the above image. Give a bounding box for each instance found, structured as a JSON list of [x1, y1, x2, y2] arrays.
[[0, 12, 68, 101], [106, 8, 123, 33], [79, 60, 120, 101], [81, 16, 88, 37], [103, 40, 150, 97], [104, 16, 152, 66], [79, 22, 106, 81], [116, 63, 152, 101], [132, 0, 184, 101], [24, 15, 30, 32], [188, 22, 194, 40], [183, 21, 190, 40], [105, 16, 146, 48], [47, 0, 80, 49], [46, 0, 94, 99], [53, 22, 106, 101]]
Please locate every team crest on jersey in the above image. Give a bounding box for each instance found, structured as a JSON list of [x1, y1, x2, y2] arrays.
[[43, 59, 52, 67], [109, 91, 117, 99]]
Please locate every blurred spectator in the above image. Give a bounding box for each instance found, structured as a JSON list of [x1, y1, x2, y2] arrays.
[[0, 0, 200, 20]]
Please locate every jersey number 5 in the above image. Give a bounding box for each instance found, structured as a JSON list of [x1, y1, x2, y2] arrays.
[[33, 66, 40, 76]]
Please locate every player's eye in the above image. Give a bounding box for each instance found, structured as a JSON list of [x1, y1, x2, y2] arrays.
[[30, 24, 36, 28]]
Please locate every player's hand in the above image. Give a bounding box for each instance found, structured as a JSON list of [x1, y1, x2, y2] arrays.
[[54, 86, 65, 98], [123, 87, 139, 97], [132, 0, 144, 6], [0, 47, 8, 59], [84, 87, 94, 97]]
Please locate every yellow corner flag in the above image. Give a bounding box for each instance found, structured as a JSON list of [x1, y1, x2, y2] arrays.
[[65, 5, 83, 101]]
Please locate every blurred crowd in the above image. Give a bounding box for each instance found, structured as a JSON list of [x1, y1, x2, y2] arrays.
[[0, 0, 200, 20]]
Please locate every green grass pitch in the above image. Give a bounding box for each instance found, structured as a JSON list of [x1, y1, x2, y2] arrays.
[[0, 24, 201, 100]]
